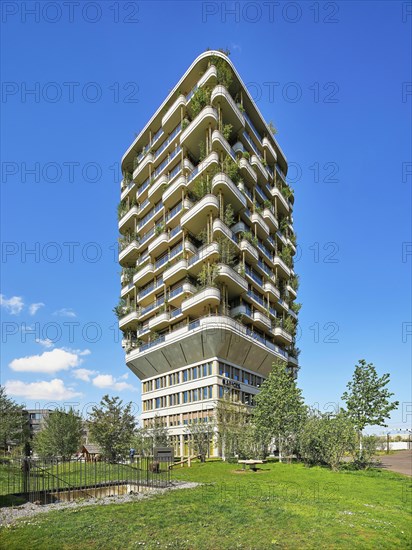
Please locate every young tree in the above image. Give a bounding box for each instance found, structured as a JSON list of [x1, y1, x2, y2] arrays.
[[147, 414, 169, 450], [89, 395, 136, 461], [0, 386, 27, 452], [216, 394, 252, 460], [341, 359, 399, 456], [253, 359, 306, 462], [299, 410, 356, 471], [34, 408, 83, 460], [185, 419, 214, 462]]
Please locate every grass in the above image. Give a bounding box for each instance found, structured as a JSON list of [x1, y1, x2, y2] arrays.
[[1, 461, 411, 549]]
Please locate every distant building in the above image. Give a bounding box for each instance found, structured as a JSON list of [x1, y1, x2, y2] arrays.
[[24, 409, 53, 438]]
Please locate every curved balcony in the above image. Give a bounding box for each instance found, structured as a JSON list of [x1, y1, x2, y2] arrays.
[[271, 186, 290, 214], [273, 256, 291, 279], [133, 262, 155, 286], [119, 309, 139, 330], [276, 230, 288, 246], [118, 205, 138, 233], [264, 281, 280, 301], [253, 311, 271, 331], [262, 208, 278, 231], [168, 282, 197, 306], [162, 175, 186, 209], [239, 157, 257, 185], [287, 284, 297, 299], [163, 258, 188, 285], [187, 242, 220, 276], [250, 154, 268, 181], [262, 137, 277, 164], [148, 311, 170, 331], [180, 106, 218, 153], [137, 279, 164, 307], [251, 212, 269, 237], [148, 174, 168, 203], [213, 218, 235, 242], [181, 287, 221, 316], [211, 129, 236, 161], [161, 94, 186, 131], [186, 65, 217, 105], [230, 304, 253, 323], [216, 263, 248, 296], [133, 152, 153, 181], [273, 327, 293, 345], [211, 172, 246, 212], [180, 193, 219, 234], [148, 231, 169, 257], [239, 239, 259, 263], [119, 240, 139, 265], [211, 85, 245, 132], [232, 141, 245, 157]]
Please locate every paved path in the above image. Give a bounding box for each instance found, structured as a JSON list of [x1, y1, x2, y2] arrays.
[[375, 450, 412, 476]]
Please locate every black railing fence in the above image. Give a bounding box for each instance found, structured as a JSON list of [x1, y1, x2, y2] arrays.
[[0, 456, 172, 504]]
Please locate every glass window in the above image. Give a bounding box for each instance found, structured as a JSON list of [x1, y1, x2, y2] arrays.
[[219, 386, 224, 398], [183, 391, 188, 403], [183, 370, 188, 382], [203, 387, 208, 399], [155, 397, 161, 409], [193, 389, 198, 401], [209, 386, 213, 398]]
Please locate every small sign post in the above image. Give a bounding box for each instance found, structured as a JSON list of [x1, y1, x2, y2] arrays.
[[153, 447, 174, 462]]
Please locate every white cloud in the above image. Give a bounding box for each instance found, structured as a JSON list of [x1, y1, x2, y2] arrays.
[[0, 294, 24, 315], [9, 348, 85, 374], [53, 308, 76, 318], [92, 374, 135, 392], [29, 302, 45, 315], [5, 379, 82, 400], [72, 368, 98, 382], [35, 338, 54, 349]]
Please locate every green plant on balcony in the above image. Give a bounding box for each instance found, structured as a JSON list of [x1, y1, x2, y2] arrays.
[[241, 231, 258, 248], [209, 56, 233, 88], [242, 151, 250, 160], [274, 317, 284, 328], [281, 185, 294, 201], [217, 236, 237, 267], [291, 346, 301, 358], [263, 199, 272, 210], [149, 331, 160, 342], [197, 263, 220, 289], [268, 121, 278, 136], [123, 171, 132, 184], [192, 175, 212, 200], [237, 103, 245, 113], [279, 246, 293, 268], [222, 155, 240, 184], [155, 223, 165, 236], [197, 228, 209, 245], [283, 315, 295, 335], [254, 204, 263, 215], [123, 267, 138, 283], [222, 123, 233, 141], [290, 302, 302, 314], [260, 156, 267, 167], [198, 141, 206, 162], [290, 274, 300, 291], [224, 203, 235, 227], [117, 200, 127, 220], [279, 217, 289, 234], [237, 263, 246, 277], [190, 86, 212, 118], [113, 299, 130, 319], [181, 117, 190, 130]]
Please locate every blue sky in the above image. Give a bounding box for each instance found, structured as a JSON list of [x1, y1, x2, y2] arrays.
[[1, 1, 411, 433]]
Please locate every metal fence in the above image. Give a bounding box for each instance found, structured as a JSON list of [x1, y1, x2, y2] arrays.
[[0, 456, 172, 504]]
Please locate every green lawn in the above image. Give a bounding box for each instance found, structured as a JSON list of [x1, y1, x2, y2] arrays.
[[1, 461, 411, 549]]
